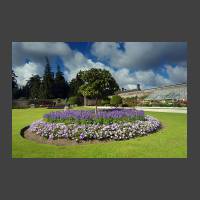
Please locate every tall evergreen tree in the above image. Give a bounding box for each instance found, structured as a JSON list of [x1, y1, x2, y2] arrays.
[[40, 57, 55, 99], [54, 64, 69, 98], [12, 70, 18, 99]]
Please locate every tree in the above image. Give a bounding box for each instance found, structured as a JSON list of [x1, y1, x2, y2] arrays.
[[110, 95, 122, 107], [54, 64, 69, 98], [12, 70, 18, 99], [15, 86, 28, 99], [40, 57, 55, 99], [67, 96, 81, 106], [79, 68, 119, 113], [69, 71, 84, 96], [39, 82, 45, 99], [26, 75, 41, 99]]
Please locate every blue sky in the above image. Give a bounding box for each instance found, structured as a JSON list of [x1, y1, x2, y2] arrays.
[[12, 42, 187, 89]]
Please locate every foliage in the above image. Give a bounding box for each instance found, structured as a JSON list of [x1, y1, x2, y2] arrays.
[[39, 57, 55, 99], [12, 70, 19, 99], [14, 58, 70, 100], [122, 96, 138, 107], [79, 68, 119, 99], [33, 99, 55, 107], [101, 98, 110, 106], [54, 65, 70, 98], [67, 96, 82, 106], [69, 72, 84, 96], [26, 75, 41, 99], [110, 95, 122, 107], [78, 68, 119, 112]]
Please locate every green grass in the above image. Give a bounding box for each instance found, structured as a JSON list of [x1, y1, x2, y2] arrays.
[[12, 107, 187, 158]]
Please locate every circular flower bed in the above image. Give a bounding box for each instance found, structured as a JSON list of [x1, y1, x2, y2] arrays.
[[28, 109, 161, 142]]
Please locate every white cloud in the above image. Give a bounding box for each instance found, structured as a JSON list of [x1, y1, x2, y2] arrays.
[[14, 62, 43, 86], [91, 42, 187, 69], [62, 50, 116, 81], [110, 68, 172, 90], [165, 65, 187, 83], [91, 42, 122, 62]]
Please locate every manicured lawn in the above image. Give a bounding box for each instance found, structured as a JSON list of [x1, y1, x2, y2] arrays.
[[12, 107, 187, 158]]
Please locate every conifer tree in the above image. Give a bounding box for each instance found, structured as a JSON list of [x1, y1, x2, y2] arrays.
[[54, 64, 69, 98], [12, 70, 19, 99], [40, 57, 55, 99]]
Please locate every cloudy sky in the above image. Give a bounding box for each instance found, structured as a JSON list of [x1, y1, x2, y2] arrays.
[[12, 42, 187, 90]]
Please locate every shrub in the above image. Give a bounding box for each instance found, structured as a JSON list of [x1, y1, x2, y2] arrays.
[[67, 96, 83, 106], [110, 95, 122, 107], [35, 99, 55, 107], [122, 97, 137, 107], [101, 98, 110, 106]]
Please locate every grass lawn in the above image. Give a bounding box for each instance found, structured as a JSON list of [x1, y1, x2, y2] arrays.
[[12, 107, 187, 158]]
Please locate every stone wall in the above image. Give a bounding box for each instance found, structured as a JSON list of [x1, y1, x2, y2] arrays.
[[12, 100, 31, 108], [84, 97, 101, 106]]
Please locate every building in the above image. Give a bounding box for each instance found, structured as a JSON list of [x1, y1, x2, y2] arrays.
[[116, 83, 187, 101]]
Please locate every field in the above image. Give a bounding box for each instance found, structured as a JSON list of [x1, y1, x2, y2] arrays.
[[12, 107, 187, 158]]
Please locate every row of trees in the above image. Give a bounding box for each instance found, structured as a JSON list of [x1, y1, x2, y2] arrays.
[[12, 57, 80, 99], [12, 57, 120, 112]]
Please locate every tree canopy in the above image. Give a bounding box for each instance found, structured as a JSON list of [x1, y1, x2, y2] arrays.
[[26, 75, 41, 99], [79, 68, 119, 99], [69, 72, 84, 97], [40, 57, 55, 99], [78, 68, 119, 112], [12, 70, 18, 99], [54, 64, 69, 98]]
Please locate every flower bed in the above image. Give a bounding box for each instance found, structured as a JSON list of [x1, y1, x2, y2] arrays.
[[28, 115, 161, 142], [44, 109, 145, 125]]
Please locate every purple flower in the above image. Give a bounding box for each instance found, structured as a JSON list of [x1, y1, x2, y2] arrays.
[[44, 109, 144, 121], [28, 114, 161, 142]]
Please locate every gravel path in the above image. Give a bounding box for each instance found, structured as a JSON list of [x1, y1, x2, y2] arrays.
[[97, 106, 187, 114], [135, 106, 187, 113]]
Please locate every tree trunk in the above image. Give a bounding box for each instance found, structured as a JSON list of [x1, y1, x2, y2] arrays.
[[95, 97, 98, 115]]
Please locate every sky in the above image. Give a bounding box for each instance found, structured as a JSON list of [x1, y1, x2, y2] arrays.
[[12, 42, 187, 90]]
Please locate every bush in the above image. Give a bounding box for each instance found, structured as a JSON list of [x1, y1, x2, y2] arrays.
[[32, 99, 55, 107], [67, 96, 82, 106], [110, 95, 122, 107], [122, 97, 137, 107], [101, 98, 110, 106]]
